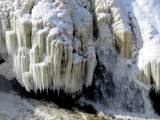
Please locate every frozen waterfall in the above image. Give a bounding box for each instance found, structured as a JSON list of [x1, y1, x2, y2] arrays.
[[0, 0, 96, 93]]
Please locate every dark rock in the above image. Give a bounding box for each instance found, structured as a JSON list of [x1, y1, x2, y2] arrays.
[[0, 75, 11, 93], [0, 59, 5, 64], [149, 87, 160, 115], [75, 103, 97, 114], [10, 78, 81, 109]]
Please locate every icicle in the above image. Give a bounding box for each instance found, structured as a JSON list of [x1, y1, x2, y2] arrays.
[[6, 30, 17, 55], [22, 72, 33, 91]]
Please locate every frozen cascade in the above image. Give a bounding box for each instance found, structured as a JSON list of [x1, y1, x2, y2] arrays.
[[0, 0, 96, 93], [1, 0, 160, 118], [135, 0, 160, 89], [83, 0, 157, 117], [138, 36, 160, 88]]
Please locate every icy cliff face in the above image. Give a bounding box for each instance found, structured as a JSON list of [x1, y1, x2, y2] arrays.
[[93, 0, 160, 90], [135, 0, 160, 88], [0, 0, 96, 93], [1, 0, 160, 94]]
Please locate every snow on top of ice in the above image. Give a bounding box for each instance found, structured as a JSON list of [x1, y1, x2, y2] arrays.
[[73, 53, 82, 64], [136, 0, 160, 33], [117, 0, 160, 69], [111, 0, 131, 32], [32, 0, 68, 28], [131, 0, 160, 68], [138, 35, 160, 70], [0, 0, 96, 93]]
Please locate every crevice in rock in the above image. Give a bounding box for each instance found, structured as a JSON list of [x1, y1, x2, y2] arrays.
[[149, 87, 160, 115], [93, 17, 99, 40], [0, 59, 5, 64]]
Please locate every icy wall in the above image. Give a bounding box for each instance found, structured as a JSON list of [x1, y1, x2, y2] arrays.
[[93, 0, 160, 91], [0, 0, 96, 93]]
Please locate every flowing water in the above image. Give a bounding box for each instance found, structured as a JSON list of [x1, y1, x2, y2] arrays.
[[0, 91, 112, 120]]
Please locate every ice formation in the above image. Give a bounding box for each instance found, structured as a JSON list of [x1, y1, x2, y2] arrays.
[[95, 0, 160, 90], [1, 0, 160, 95], [0, 0, 96, 93], [137, 36, 160, 88], [134, 0, 160, 88], [91, 0, 160, 91], [93, 0, 133, 60], [111, 1, 132, 59]]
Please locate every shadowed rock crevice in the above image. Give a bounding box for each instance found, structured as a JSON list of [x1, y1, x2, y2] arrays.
[[10, 78, 98, 114], [10, 78, 81, 108], [0, 59, 5, 64], [149, 87, 160, 115]]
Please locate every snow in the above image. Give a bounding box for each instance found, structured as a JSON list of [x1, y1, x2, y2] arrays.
[[111, 0, 160, 88], [130, 0, 160, 88]]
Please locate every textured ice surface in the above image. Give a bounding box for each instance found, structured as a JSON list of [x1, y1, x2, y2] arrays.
[[0, 0, 96, 93], [132, 0, 160, 88]]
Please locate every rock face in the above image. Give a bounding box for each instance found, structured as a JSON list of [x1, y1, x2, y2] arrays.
[[0, 0, 96, 93]]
